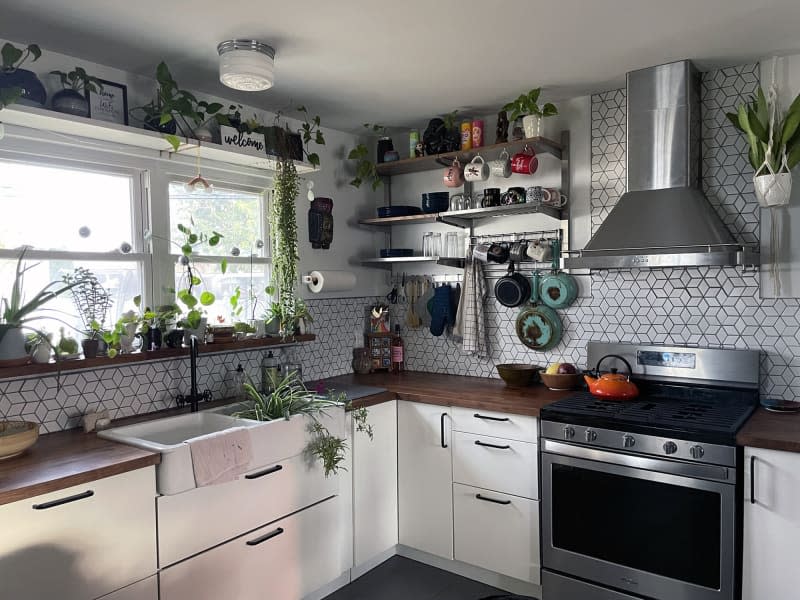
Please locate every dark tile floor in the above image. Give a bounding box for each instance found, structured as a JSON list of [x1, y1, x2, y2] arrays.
[[323, 556, 509, 600]]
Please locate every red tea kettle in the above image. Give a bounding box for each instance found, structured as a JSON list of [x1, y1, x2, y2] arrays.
[[584, 354, 639, 401]]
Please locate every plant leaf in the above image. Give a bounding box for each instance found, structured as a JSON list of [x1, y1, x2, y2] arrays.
[[1, 43, 23, 69], [221, 258, 228, 274], [164, 134, 181, 151], [199, 291, 215, 306], [27, 45, 42, 61]]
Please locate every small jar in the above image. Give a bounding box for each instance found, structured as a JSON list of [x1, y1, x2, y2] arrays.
[[352, 348, 372, 374]]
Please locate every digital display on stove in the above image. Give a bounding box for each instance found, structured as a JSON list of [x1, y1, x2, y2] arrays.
[[637, 351, 696, 369]]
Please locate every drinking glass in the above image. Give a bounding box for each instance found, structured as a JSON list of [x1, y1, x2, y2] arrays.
[[445, 232, 461, 257]]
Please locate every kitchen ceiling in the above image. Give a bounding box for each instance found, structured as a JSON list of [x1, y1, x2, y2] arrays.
[[2, 0, 800, 131]]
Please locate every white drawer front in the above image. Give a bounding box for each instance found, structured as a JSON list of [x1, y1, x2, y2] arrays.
[[451, 406, 538, 442], [453, 483, 540, 584], [453, 431, 538, 499], [160, 496, 343, 600], [0, 467, 156, 600], [158, 452, 337, 567]]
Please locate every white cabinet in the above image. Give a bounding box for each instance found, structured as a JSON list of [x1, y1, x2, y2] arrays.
[[159, 495, 342, 600], [453, 483, 540, 584], [353, 399, 398, 566], [743, 446, 800, 600], [97, 576, 157, 600], [398, 401, 453, 559], [0, 467, 156, 600], [451, 406, 538, 443]]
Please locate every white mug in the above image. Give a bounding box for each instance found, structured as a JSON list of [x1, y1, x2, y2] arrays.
[[464, 155, 490, 182], [489, 149, 512, 178], [526, 240, 553, 262]]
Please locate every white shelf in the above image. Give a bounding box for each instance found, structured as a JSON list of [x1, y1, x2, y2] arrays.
[[362, 256, 439, 264], [0, 104, 317, 174]]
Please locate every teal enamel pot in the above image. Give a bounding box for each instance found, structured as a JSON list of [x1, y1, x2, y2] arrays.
[[516, 271, 563, 351], [539, 238, 578, 310]]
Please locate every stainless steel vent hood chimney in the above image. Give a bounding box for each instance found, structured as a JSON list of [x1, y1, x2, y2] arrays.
[[565, 60, 759, 270]]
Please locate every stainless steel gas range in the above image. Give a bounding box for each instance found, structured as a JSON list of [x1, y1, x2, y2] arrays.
[[540, 342, 759, 600]]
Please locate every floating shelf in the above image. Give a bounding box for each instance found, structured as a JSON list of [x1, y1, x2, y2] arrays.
[[358, 213, 440, 226], [0, 104, 317, 174], [361, 256, 468, 270], [360, 203, 563, 230], [376, 135, 563, 176]]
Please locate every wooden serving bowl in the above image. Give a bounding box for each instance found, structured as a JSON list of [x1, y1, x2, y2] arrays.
[[496, 364, 543, 388], [0, 421, 40, 460], [540, 372, 584, 391]]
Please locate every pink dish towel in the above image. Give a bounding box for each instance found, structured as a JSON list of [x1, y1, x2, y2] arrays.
[[188, 426, 254, 487]]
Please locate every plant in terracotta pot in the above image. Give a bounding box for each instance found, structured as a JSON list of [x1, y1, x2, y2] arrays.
[[62, 267, 112, 359], [502, 88, 558, 139], [0, 248, 90, 365], [0, 42, 45, 107], [49, 67, 103, 118]]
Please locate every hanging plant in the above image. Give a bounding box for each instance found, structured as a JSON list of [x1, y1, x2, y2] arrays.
[[270, 160, 300, 336]]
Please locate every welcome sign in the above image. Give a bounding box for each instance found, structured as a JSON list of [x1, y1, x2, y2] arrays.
[[220, 125, 266, 152]]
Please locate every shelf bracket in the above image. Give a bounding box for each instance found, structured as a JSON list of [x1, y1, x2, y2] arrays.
[[436, 215, 470, 229]]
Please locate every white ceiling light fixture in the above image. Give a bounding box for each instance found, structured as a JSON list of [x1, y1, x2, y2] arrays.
[[217, 40, 275, 92]]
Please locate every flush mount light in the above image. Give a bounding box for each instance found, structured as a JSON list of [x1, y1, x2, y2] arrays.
[[217, 40, 275, 92]]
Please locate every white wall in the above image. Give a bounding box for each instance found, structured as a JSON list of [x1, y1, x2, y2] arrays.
[[0, 37, 385, 300]]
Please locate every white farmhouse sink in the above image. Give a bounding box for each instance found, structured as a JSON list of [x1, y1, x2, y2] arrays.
[[99, 407, 346, 496]]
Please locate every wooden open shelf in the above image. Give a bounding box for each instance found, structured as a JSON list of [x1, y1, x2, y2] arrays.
[[358, 213, 440, 226], [376, 135, 563, 176], [0, 335, 316, 380]]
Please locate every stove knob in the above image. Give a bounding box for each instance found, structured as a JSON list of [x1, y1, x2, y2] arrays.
[[690, 445, 705, 459], [585, 429, 598, 442], [663, 441, 678, 455], [563, 426, 575, 440], [622, 434, 636, 448]]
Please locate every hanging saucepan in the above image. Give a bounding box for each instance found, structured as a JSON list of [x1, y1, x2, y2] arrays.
[[539, 238, 578, 310], [495, 261, 530, 308], [516, 271, 563, 351]]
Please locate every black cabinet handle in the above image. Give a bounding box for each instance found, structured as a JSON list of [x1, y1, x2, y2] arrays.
[[440, 412, 448, 448], [750, 455, 756, 505], [475, 440, 511, 450], [476, 493, 511, 505], [246, 527, 284, 546], [33, 490, 94, 510], [245, 464, 283, 480], [473, 413, 510, 422]]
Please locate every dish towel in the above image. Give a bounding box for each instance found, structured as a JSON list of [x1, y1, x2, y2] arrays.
[[453, 258, 489, 358], [188, 426, 254, 487]]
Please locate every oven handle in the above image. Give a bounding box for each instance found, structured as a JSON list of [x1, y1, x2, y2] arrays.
[[542, 439, 731, 483]]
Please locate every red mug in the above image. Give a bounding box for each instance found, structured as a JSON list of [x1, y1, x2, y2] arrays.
[[510, 148, 539, 175], [443, 159, 465, 188]]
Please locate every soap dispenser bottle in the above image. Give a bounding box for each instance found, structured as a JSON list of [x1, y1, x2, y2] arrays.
[[261, 351, 281, 393], [232, 364, 246, 401]]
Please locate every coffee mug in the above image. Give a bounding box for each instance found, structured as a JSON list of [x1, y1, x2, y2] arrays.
[[443, 159, 464, 188], [464, 155, 490, 182], [509, 241, 528, 263], [527, 239, 553, 262], [501, 186, 526, 205], [483, 187, 501, 207], [511, 147, 539, 175], [543, 188, 568, 207], [473, 243, 490, 262], [526, 185, 554, 205], [489, 149, 512, 178]]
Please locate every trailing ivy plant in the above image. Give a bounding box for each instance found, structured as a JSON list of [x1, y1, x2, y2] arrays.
[[296, 105, 325, 168], [269, 160, 300, 336], [347, 123, 388, 190]]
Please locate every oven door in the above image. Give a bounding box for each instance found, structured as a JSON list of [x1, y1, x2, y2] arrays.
[[541, 439, 736, 600]]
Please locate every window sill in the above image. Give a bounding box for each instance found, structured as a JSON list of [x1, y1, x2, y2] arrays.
[[0, 335, 316, 380]]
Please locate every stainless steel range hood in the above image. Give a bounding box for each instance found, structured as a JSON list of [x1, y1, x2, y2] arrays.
[[566, 60, 759, 270]]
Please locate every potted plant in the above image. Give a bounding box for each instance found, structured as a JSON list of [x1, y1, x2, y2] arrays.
[[63, 267, 112, 358], [347, 143, 382, 190], [56, 327, 80, 360], [103, 309, 142, 357], [49, 67, 103, 117], [140, 302, 180, 351], [0, 42, 45, 107], [727, 87, 800, 207], [26, 331, 52, 364], [502, 88, 558, 139], [0, 248, 90, 364]]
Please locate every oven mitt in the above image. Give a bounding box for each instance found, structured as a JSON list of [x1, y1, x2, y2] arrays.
[[430, 284, 453, 337]]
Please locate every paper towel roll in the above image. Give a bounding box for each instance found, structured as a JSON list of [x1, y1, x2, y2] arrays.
[[305, 270, 357, 293]]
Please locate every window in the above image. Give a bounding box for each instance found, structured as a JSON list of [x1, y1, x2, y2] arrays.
[[0, 158, 146, 339], [168, 182, 270, 324]]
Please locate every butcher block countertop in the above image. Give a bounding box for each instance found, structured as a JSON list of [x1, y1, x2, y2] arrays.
[[737, 408, 800, 453], [323, 371, 573, 416]]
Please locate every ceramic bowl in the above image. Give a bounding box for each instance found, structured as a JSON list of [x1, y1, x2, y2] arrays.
[[0, 421, 39, 460], [540, 372, 584, 391], [421, 192, 450, 213], [496, 364, 543, 387]]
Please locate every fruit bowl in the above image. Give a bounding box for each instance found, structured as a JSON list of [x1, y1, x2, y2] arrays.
[[496, 364, 543, 388], [540, 372, 584, 391], [0, 421, 39, 460]]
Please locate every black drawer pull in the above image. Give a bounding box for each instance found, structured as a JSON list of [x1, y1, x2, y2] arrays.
[[475, 440, 511, 450], [473, 413, 510, 422], [476, 493, 511, 505], [245, 464, 283, 480], [441, 412, 448, 448], [33, 490, 94, 510], [750, 455, 756, 505], [246, 527, 284, 546]]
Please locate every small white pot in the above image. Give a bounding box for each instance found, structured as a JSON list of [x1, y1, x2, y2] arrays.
[[754, 172, 792, 208], [522, 115, 542, 138], [31, 343, 52, 364], [0, 327, 27, 361]]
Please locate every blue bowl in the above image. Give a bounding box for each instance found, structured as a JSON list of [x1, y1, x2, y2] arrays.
[[421, 193, 450, 213], [377, 205, 422, 218], [380, 248, 414, 258]]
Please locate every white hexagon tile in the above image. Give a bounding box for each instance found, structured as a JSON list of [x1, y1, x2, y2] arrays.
[[2, 62, 798, 434]]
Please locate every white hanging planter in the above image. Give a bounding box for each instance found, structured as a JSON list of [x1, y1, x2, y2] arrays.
[[754, 172, 792, 208]]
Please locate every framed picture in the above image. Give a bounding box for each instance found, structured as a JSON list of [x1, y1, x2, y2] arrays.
[[85, 79, 128, 125]]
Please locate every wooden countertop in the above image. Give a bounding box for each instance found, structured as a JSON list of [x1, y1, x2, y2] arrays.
[[737, 408, 800, 453], [0, 428, 160, 506], [323, 371, 573, 416]]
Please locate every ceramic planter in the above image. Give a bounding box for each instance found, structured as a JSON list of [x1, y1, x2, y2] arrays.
[[183, 317, 208, 346], [754, 172, 792, 208], [522, 114, 542, 138], [0, 69, 46, 107], [81, 338, 100, 359], [31, 342, 51, 364], [0, 326, 28, 363], [52, 89, 89, 117], [265, 318, 280, 336]]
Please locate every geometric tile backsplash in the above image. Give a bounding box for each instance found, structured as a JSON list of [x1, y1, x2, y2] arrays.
[[4, 63, 799, 433]]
